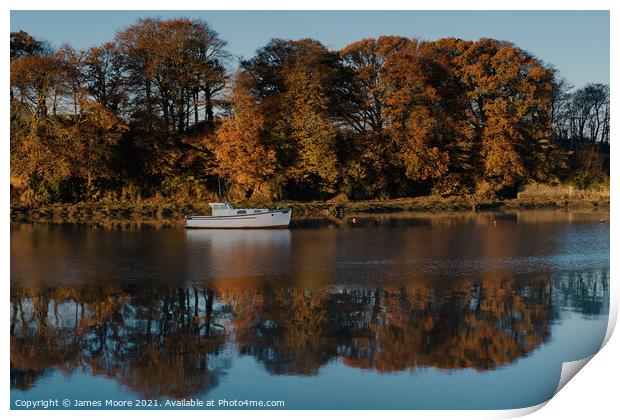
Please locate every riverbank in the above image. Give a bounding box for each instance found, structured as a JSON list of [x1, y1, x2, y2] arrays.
[[10, 185, 609, 229]]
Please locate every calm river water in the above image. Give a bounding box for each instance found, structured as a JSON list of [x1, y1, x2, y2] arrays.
[[10, 211, 609, 409]]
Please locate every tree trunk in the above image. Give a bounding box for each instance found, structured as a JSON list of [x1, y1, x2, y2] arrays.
[[145, 79, 152, 132], [193, 89, 199, 126], [205, 91, 214, 131]]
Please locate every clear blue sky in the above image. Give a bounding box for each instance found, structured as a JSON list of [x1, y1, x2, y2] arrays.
[[10, 10, 609, 88]]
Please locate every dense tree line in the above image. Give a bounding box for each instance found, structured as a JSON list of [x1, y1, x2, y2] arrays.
[[9, 18, 610, 206]]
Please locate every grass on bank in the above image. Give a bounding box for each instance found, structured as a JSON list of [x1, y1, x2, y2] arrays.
[[10, 184, 610, 229]]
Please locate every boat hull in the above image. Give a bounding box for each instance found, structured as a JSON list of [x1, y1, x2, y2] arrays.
[[185, 210, 292, 229]]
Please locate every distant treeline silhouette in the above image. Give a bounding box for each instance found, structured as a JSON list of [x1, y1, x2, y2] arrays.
[[10, 18, 610, 206]]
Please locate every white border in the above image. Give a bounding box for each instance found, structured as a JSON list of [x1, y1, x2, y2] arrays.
[[3, 1, 618, 10], [3, 2, 617, 420]]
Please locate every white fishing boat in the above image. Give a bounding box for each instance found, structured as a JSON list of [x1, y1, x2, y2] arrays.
[[185, 202, 292, 229]]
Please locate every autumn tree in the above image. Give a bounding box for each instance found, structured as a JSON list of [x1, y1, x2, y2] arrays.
[[10, 34, 127, 204], [382, 39, 455, 192], [451, 39, 559, 195], [214, 73, 276, 200], [57, 44, 86, 116], [10, 31, 52, 58], [11, 47, 68, 204], [240, 39, 343, 199], [338, 36, 411, 198], [111, 18, 230, 197], [10, 100, 126, 204], [10, 53, 64, 117], [83, 42, 125, 113], [114, 17, 229, 134], [284, 45, 340, 195]]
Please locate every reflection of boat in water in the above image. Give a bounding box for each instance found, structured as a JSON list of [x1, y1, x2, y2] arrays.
[[185, 202, 291, 229], [185, 228, 292, 248], [185, 228, 292, 281]]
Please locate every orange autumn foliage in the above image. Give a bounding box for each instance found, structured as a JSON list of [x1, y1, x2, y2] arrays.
[[214, 74, 277, 200], [10, 22, 608, 205]]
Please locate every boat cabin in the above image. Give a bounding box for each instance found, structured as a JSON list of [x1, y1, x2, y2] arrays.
[[208, 202, 269, 217]]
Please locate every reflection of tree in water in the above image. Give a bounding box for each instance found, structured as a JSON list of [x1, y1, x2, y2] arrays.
[[225, 272, 608, 374], [552, 270, 609, 317], [11, 270, 608, 397], [10, 286, 229, 398], [224, 288, 338, 375], [334, 280, 551, 372], [10, 366, 50, 391], [225, 280, 550, 374]]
